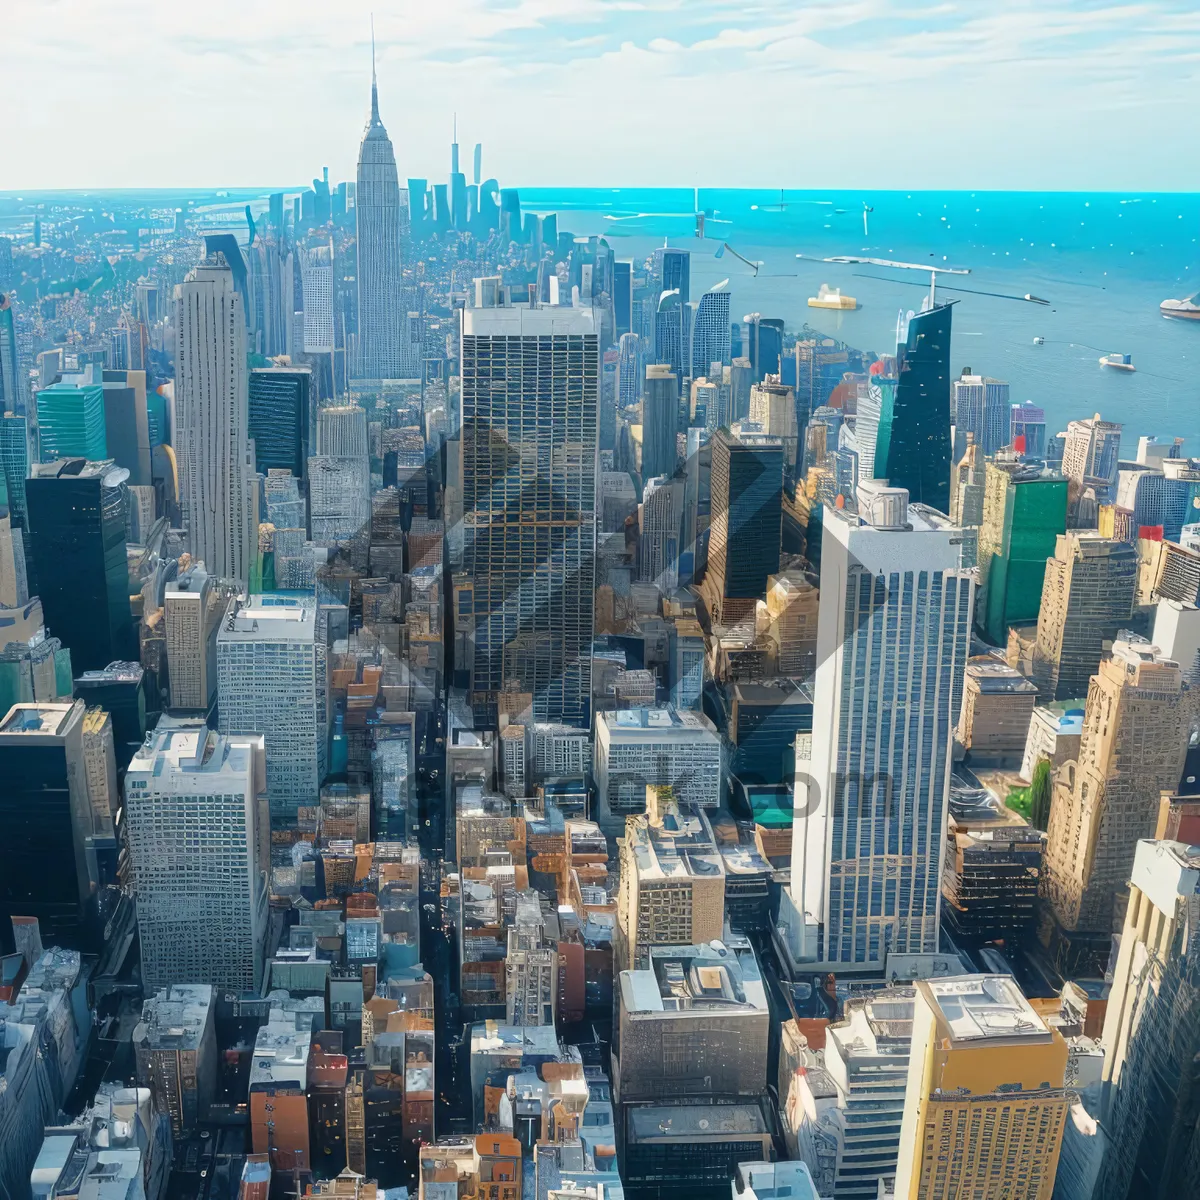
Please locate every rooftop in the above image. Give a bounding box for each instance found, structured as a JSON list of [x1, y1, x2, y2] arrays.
[[924, 975, 1052, 1045], [133, 984, 213, 1051], [599, 706, 717, 735], [0, 701, 80, 739], [626, 1103, 768, 1141]]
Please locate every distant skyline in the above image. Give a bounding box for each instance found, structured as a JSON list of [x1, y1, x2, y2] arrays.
[[4, 0, 1200, 192]]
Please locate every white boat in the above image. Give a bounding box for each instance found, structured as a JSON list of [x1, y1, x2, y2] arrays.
[[1099, 352, 1135, 372], [1161, 292, 1200, 320], [1033, 336, 1045, 345], [808, 284, 858, 311]]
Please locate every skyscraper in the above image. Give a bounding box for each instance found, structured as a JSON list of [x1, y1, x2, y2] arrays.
[[125, 722, 268, 992], [654, 289, 685, 383], [689, 288, 731, 381], [952, 374, 1009, 456], [217, 594, 327, 824], [894, 976, 1069, 1200], [1030, 533, 1137, 700], [638, 475, 681, 592], [743, 313, 785, 383], [164, 563, 220, 713], [249, 367, 313, 478], [175, 256, 256, 584], [1010, 402, 1047, 458], [0, 700, 94, 953], [785, 484, 973, 969], [641, 363, 678, 484], [35, 379, 107, 462], [651, 246, 690, 303], [613, 260, 633, 339], [704, 425, 783, 623], [25, 459, 136, 673], [1043, 637, 1195, 937], [975, 460, 1068, 645], [0, 294, 22, 415], [874, 304, 953, 513], [456, 297, 598, 726], [1061, 412, 1122, 501], [1096, 838, 1200, 1198], [617, 330, 640, 411], [356, 48, 404, 379]]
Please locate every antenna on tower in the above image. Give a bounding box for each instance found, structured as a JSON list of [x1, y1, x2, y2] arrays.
[[369, 14, 380, 121]]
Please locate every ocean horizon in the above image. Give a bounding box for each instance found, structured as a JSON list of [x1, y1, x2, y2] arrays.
[[5, 185, 1198, 453]]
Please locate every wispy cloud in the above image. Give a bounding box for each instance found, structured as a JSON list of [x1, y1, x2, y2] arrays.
[[2, 0, 1198, 188]]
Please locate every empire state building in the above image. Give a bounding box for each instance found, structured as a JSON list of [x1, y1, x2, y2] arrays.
[[355, 49, 404, 379]]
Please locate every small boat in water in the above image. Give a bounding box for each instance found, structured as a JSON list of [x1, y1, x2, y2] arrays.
[[1161, 292, 1200, 320], [1025, 293, 1050, 305], [808, 283, 858, 311], [1033, 336, 1045, 345], [1099, 352, 1135, 372]]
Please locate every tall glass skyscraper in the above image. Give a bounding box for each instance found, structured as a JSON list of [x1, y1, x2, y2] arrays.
[[0, 294, 22, 416], [248, 367, 313, 478], [874, 304, 953, 514], [785, 484, 973, 970], [355, 55, 404, 379], [455, 298, 598, 727], [642, 364, 678, 484], [25, 459, 136, 674], [690, 289, 732, 381]]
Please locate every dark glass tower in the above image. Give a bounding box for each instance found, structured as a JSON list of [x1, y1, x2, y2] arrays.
[[707, 427, 783, 602], [74, 661, 147, 771], [613, 260, 633, 339], [874, 303, 953, 514], [25, 458, 136, 674], [249, 367, 313, 477], [0, 700, 93, 954]]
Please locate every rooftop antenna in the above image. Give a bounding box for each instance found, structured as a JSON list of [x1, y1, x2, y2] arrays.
[[370, 14, 379, 122]]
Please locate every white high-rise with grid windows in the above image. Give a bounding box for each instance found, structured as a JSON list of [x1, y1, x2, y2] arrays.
[[125, 722, 268, 992], [217, 595, 327, 823], [175, 257, 256, 584], [784, 483, 973, 971]]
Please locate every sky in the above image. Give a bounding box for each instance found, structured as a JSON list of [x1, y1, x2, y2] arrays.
[[3, 0, 1200, 191]]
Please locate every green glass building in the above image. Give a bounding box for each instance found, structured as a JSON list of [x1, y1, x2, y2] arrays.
[[874, 303, 953, 514], [976, 462, 1068, 645], [36, 380, 107, 462]]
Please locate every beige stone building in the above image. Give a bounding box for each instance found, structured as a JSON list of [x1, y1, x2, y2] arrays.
[[764, 567, 819, 679], [1030, 532, 1137, 701], [1043, 638, 1195, 936], [616, 785, 725, 970], [957, 659, 1039, 760]]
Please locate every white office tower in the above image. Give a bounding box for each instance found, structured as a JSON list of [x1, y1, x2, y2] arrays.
[[316, 405, 369, 458], [457, 297, 598, 726], [308, 456, 371, 548], [355, 53, 404, 379], [301, 241, 335, 355], [593, 706, 722, 831], [638, 475, 681, 592], [125, 722, 268, 992], [783, 483, 973, 971], [175, 257, 256, 583], [165, 563, 219, 713], [310, 404, 371, 548], [217, 595, 327, 825]]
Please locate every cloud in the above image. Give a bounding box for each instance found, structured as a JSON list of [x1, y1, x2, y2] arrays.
[[2, 0, 1199, 188]]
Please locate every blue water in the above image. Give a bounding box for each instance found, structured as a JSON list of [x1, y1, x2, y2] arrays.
[[522, 188, 1200, 454]]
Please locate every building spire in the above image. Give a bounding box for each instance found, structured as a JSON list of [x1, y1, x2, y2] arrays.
[[370, 15, 380, 123]]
